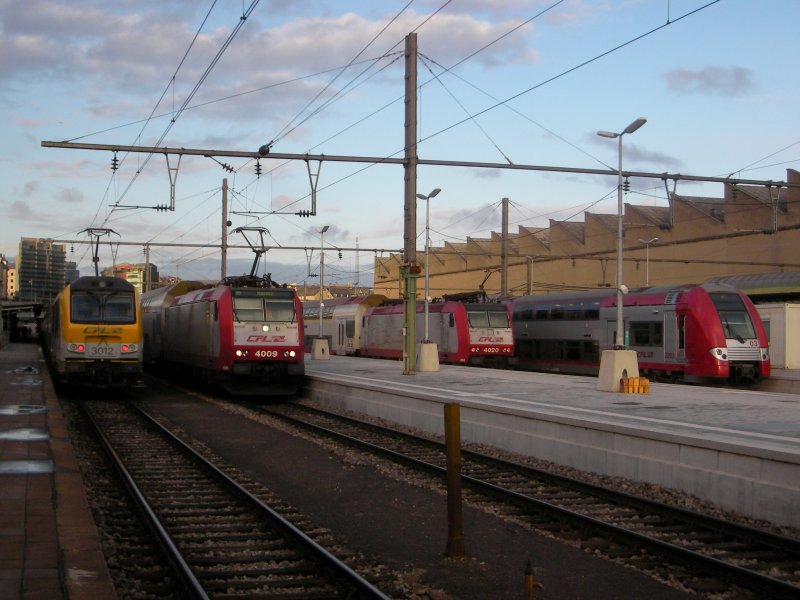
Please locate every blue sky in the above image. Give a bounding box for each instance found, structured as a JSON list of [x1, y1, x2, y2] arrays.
[[2, 0, 798, 286]]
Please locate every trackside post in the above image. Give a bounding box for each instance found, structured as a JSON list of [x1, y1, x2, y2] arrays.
[[444, 403, 465, 558]]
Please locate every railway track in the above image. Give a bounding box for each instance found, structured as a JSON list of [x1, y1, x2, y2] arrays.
[[81, 399, 389, 599], [257, 401, 800, 599]]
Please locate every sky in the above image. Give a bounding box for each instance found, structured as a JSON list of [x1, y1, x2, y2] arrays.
[[2, 0, 799, 287]]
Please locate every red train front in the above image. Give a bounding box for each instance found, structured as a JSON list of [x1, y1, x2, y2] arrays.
[[142, 276, 304, 394]]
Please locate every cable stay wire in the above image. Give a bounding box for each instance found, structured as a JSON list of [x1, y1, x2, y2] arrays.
[[99, 0, 261, 225], [86, 1, 220, 231], [727, 140, 800, 178], [265, 0, 417, 150], [419, 55, 514, 165], [419, 52, 615, 170], [417, 1, 723, 147], [233, 0, 710, 225]]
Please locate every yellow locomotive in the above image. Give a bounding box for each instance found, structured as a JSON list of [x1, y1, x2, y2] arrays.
[[42, 276, 143, 387]]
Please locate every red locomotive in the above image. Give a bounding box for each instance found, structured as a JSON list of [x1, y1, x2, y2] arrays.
[[141, 275, 304, 394]]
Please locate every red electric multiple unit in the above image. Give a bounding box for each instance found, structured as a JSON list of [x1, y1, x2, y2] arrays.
[[510, 282, 770, 383]]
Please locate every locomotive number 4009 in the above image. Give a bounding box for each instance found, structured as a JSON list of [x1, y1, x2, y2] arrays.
[[254, 350, 279, 358]]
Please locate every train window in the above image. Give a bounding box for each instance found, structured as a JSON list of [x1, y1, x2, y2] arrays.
[[565, 341, 582, 360], [513, 308, 532, 322], [583, 340, 599, 362], [709, 292, 756, 340], [71, 294, 101, 322], [534, 308, 549, 320], [630, 321, 663, 346], [467, 311, 489, 328], [104, 296, 134, 323], [267, 300, 296, 322], [488, 311, 509, 328], [233, 297, 264, 321]]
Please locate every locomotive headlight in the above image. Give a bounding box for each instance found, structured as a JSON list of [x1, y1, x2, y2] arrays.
[[235, 349, 249, 357], [262, 325, 270, 332], [69, 343, 85, 353], [711, 348, 727, 361], [120, 343, 137, 353], [284, 350, 296, 358]]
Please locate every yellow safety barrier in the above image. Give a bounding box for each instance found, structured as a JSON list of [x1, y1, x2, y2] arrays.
[[620, 376, 650, 394]]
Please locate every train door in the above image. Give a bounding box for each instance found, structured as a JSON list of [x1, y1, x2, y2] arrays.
[[208, 301, 219, 362], [336, 320, 345, 354], [662, 310, 685, 365]]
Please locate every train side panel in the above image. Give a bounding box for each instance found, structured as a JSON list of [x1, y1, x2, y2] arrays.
[[303, 295, 386, 355], [359, 301, 474, 364]]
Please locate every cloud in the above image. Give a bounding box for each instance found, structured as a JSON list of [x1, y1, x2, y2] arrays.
[[663, 66, 755, 97], [8, 200, 33, 219], [58, 187, 84, 204], [21, 181, 40, 197]]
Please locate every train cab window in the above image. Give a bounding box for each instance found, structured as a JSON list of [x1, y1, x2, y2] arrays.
[[233, 297, 264, 321], [467, 311, 489, 328], [266, 300, 296, 322], [71, 294, 101, 322], [488, 310, 509, 328], [104, 296, 135, 323], [709, 293, 756, 341]]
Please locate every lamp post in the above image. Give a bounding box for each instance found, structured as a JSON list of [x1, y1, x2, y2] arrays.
[[415, 187, 441, 341], [597, 117, 646, 349], [637, 237, 659, 286], [318, 225, 329, 338], [311, 225, 331, 361]]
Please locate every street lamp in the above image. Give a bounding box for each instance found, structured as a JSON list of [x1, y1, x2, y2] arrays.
[[597, 117, 646, 349], [637, 237, 659, 286], [415, 187, 441, 341], [318, 225, 329, 338], [311, 225, 331, 361]]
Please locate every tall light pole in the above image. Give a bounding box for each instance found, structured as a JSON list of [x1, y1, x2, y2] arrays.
[[416, 187, 441, 341], [638, 237, 659, 286], [597, 117, 646, 349], [318, 225, 329, 338]]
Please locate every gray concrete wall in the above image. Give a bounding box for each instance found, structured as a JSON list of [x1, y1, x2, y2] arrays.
[[303, 374, 800, 530]]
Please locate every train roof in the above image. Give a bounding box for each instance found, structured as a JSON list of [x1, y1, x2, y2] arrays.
[[511, 282, 743, 309], [70, 276, 136, 292], [705, 271, 800, 301], [303, 294, 386, 308]]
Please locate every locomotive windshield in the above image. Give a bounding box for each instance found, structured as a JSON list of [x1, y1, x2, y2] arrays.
[[233, 296, 296, 323], [709, 292, 756, 341], [467, 308, 509, 328], [71, 292, 135, 324]]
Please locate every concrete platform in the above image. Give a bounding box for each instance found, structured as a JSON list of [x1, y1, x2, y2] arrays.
[[302, 355, 800, 530], [0, 342, 116, 600]]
